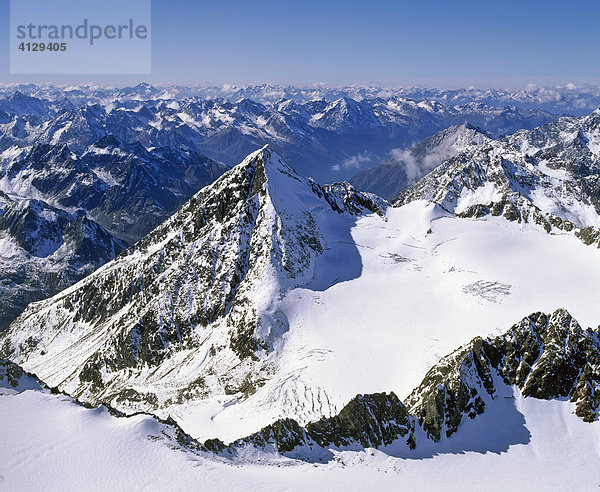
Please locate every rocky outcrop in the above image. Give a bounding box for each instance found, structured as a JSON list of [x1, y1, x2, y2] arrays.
[[205, 392, 416, 455], [206, 309, 600, 455], [407, 309, 600, 440], [0, 358, 29, 388], [0, 358, 46, 391]]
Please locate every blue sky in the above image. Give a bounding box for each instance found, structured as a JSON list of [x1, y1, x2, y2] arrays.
[[1, 0, 599, 87]]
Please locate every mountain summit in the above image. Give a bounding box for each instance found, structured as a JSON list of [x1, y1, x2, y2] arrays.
[[350, 124, 492, 200], [0, 145, 385, 426], [394, 112, 600, 240]]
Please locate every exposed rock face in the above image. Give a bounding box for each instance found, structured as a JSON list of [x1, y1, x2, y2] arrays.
[[407, 309, 600, 440], [405, 337, 495, 442], [490, 310, 600, 422], [0, 146, 385, 418], [0, 358, 45, 391], [0, 196, 125, 330], [206, 392, 416, 455], [205, 309, 600, 455]]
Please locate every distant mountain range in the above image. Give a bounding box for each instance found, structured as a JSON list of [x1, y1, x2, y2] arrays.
[[1, 137, 228, 243], [0, 88, 236, 328], [0, 86, 558, 183], [0, 194, 124, 331], [3, 82, 600, 114]]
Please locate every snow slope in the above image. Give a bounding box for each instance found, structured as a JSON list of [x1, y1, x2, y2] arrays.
[[1, 372, 599, 491], [4, 185, 600, 445], [183, 200, 600, 442]]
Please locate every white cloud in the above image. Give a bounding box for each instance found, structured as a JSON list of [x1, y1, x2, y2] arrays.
[[331, 151, 372, 171], [390, 149, 420, 182], [389, 147, 452, 184]]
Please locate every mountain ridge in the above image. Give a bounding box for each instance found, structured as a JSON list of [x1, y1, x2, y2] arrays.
[[203, 308, 600, 456], [392, 111, 600, 247], [0, 145, 385, 425]]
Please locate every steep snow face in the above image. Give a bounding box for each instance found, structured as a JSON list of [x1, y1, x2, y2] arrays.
[[0, 146, 385, 432]]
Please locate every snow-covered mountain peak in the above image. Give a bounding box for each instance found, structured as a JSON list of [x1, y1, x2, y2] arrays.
[[349, 123, 495, 201], [238, 143, 291, 180], [392, 108, 600, 237], [396, 133, 600, 234], [226, 144, 385, 219], [589, 107, 600, 117], [83, 135, 129, 158], [444, 121, 489, 138], [415, 123, 493, 155], [0, 147, 385, 430]]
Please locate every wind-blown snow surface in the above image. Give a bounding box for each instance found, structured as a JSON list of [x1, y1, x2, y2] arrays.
[[1, 385, 599, 491], [175, 200, 600, 442]]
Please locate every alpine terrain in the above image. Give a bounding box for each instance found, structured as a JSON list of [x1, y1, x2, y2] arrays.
[[1, 86, 600, 490]]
